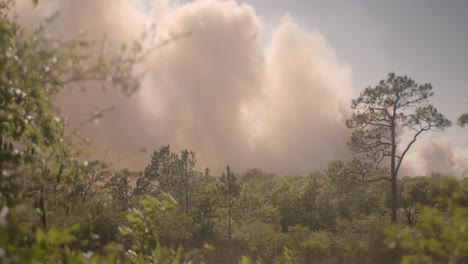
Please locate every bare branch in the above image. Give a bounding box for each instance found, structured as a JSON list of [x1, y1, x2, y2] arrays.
[[395, 125, 430, 175]]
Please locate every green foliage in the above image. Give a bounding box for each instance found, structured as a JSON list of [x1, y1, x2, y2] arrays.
[[240, 247, 298, 264], [386, 177, 468, 264], [218, 166, 241, 198], [105, 168, 139, 210], [120, 193, 184, 263], [190, 172, 218, 240], [0, 0, 141, 208], [1, 2, 463, 264], [216, 166, 240, 242], [140, 146, 197, 213], [398, 177, 434, 225], [1, 2, 65, 205], [0, 203, 85, 263], [325, 159, 388, 220]]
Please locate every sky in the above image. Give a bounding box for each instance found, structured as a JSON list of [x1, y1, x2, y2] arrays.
[[14, 0, 468, 177], [241, 0, 468, 144]]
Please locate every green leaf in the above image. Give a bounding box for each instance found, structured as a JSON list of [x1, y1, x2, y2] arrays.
[[47, 227, 76, 245]]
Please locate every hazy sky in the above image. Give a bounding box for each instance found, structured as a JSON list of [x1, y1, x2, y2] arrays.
[[239, 0, 468, 145], [16, 0, 468, 176]]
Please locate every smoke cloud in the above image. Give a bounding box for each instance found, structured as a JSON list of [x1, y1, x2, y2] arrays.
[[137, 1, 353, 174], [13, 0, 467, 177], [403, 134, 468, 177]]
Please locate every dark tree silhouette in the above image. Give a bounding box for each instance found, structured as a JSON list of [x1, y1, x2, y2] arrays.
[[347, 73, 451, 222]]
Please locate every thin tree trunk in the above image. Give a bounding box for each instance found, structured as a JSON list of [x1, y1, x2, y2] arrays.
[[228, 193, 231, 242], [54, 165, 63, 206], [40, 183, 47, 229], [185, 166, 189, 214], [391, 121, 398, 223], [391, 172, 397, 223]]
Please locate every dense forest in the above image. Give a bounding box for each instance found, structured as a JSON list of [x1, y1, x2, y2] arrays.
[[1, 1, 467, 263]]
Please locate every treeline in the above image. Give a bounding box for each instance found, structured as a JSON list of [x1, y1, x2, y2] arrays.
[[1, 1, 467, 263], [2, 143, 468, 263]]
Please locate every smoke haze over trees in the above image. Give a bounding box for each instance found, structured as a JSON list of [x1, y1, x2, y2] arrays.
[[1, 0, 468, 263], [14, 0, 468, 177]]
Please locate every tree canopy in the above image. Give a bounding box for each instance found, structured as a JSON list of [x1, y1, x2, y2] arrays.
[[347, 73, 451, 222], [458, 113, 468, 127]]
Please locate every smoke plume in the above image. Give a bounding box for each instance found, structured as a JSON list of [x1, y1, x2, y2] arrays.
[[13, 0, 467, 177], [403, 134, 468, 177]]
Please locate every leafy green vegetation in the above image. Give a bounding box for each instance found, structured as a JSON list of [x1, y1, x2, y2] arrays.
[[0, 1, 466, 263]]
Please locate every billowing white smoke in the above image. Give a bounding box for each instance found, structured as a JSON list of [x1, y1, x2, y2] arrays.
[[403, 134, 468, 178], [138, 1, 353, 174], [13, 0, 467, 177]]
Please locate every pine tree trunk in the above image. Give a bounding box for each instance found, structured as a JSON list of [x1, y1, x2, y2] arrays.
[[228, 193, 231, 242], [185, 167, 189, 214], [391, 121, 397, 223], [391, 171, 397, 223], [40, 184, 47, 229]]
